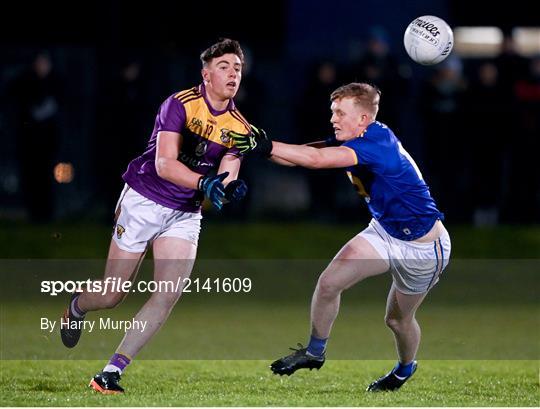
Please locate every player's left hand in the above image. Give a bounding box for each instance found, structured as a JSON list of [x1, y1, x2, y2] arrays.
[[198, 172, 228, 210], [223, 179, 248, 203], [229, 125, 273, 157]]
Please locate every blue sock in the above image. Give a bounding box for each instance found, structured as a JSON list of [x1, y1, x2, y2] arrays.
[[393, 360, 416, 377], [307, 335, 327, 357]]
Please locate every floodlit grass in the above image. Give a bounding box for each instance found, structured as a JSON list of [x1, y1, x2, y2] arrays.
[[1, 360, 538, 406], [1, 221, 539, 258], [1, 222, 538, 406]]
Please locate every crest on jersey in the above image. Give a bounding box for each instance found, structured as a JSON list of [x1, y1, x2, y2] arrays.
[[116, 224, 125, 239], [220, 128, 231, 143], [195, 141, 208, 157]]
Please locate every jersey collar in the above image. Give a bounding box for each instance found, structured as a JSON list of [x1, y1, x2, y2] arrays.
[[199, 83, 236, 116]]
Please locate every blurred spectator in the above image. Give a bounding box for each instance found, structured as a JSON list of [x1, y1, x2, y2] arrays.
[[507, 55, 540, 222], [8, 51, 62, 222], [96, 58, 150, 216], [232, 47, 265, 124], [297, 60, 338, 139], [494, 34, 529, 100], [296, 60, 342, 220], [492, 35, 536, 222], [419, 57, 467, 221], [464, 62, 505, 225], [343, 27, 410, 129]]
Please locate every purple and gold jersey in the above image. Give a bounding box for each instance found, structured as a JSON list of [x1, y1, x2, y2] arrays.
[[342, 121, 443, 241], [123, 83, 250, 212]]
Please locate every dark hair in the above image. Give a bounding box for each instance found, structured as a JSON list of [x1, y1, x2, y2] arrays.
[[200, 38, 244, 66], [330, 82, 381, 116]]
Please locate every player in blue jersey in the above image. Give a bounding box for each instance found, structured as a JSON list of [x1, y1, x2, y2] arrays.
[[59, 39, 250, 394], [230, 82, 451, 391]]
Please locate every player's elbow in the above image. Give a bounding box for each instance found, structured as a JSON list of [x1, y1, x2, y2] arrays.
[[155, 157, 170, 179], [306, 154, 325, 169]]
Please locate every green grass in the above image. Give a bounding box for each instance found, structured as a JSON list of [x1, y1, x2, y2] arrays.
[[2, 301, 539, 360], [1, 222, 539, 406], [1, 221, 539, 258], [0, 360, 538, 406], [1, 299, 538, 405]]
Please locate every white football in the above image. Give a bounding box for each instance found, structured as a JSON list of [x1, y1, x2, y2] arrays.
[[403, 15, 453, 65]]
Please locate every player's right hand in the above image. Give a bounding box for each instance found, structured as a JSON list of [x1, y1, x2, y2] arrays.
[[198, 172, 228, 210], [224, 179, 248, 203], [229, 125, 273, 157]]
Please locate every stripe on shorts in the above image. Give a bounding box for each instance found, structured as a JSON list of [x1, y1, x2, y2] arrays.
[[426, 239, 444, 291]]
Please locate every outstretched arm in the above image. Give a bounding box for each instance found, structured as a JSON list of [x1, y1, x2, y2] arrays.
[[269, 156, 296, 167], [270, 142, 357, 169], [269, 140, 330, 167], [229, 127, 354, 169]]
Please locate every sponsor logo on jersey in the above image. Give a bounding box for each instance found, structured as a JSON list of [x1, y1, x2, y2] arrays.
[[189, 117, 204, 134], [220, 128, 231, 143], [195, 141, 208, 156], [179, 152, 213, 169], [191, 117, 203, 127]]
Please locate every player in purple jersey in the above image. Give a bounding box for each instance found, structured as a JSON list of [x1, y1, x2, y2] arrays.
[[59, 39, 250, 394], [231, 83, 451, 391]]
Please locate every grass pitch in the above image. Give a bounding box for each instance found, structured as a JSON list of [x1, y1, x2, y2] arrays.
[[1, 360, 538, 406], [1, 222, 539, 406], [1, 298, 538, 406], [1, 221, 539, 259]]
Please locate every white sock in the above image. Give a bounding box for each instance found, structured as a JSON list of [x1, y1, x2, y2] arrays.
[[103, 364, 122, 374]]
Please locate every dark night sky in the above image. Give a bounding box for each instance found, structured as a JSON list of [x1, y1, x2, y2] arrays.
[[1, 1, 286, 52]]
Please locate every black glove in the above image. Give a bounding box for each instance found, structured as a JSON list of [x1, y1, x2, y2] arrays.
[[229, 125, 273, 157], [223, 179, 248, 203], [198, 172, 228, 210]]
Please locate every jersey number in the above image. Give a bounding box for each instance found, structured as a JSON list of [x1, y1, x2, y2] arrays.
[[398, 143, 424, 181]]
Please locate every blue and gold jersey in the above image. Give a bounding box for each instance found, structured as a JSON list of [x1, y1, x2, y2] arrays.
[[342, 121, 443, 241], [123, 83, 250, 211]]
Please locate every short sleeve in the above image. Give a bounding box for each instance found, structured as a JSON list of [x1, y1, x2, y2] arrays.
[[224, 119, 250, 158], [343, 137, 384, 171], [156, 95, 186, 133], [225, 145, 243, 158]]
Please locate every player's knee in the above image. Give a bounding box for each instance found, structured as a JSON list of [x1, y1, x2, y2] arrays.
[[384, 315, 402, 332], [101, 292, 125, 309], [385, 315, 413, 332], [316, 275, 343, 299]]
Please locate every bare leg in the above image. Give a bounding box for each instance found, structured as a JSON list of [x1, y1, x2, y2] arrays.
[[311, 236, 389, 338], [113, 237, 196, 358], [78, 240, 145, 312], [384, 283, 427, 363], [270, 235, 390, 376]]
